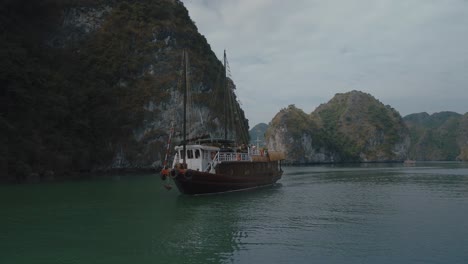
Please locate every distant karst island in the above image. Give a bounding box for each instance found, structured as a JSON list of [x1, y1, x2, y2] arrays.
[[251, 91, 468, 165]]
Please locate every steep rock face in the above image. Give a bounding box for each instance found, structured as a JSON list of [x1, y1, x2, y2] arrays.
[[2, 0, 248, 180], [50, 4, 113, 47], [266, 105, 340, 164], [457, 114, 468, 161], [404, 112, 468, 161], [266, 91, 410, 164], [312, 91, 410, 162]]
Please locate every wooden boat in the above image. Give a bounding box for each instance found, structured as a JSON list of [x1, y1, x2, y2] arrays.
[[160, 50, 284, 195]]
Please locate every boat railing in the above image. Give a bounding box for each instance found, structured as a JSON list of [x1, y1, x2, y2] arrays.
[[249, 148, 267, 156], [215, 152, 251, 162]]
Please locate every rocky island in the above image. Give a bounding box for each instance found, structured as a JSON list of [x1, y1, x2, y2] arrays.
[[261, 91, 468, 164], [266, 91, 410, 164]]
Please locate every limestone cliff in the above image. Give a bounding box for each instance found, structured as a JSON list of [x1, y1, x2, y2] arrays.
[[457, 114, 468, 161], [404, 112, 468, 161], [1, 0, 248, 181], [266, 91, 410, 164], [266, 105, 340, 164]]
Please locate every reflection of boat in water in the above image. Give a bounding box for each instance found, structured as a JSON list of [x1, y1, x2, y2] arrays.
[[169, 185, 281, 262], [161, 50, 284, 195]]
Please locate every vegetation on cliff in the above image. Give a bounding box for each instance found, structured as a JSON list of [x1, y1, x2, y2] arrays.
[[1, 0, 248, 181], [458, 114, 468, 161], [404, 112, 468, 161], [266, 91, 410, 164], [266, 105, 321, 163], [312, 91, 409, 161]]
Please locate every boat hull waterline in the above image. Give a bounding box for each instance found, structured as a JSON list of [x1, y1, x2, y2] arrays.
[[169, 161, 283, 195]]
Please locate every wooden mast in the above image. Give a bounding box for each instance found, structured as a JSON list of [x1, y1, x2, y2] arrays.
[[224, 50, 228, 141], [182, 49, 188, 167]]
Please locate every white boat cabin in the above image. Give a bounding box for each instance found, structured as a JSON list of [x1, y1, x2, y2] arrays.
[[171, 144, 254, 173]]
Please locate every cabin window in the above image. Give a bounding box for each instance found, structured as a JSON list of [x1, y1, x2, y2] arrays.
[[187, 150, 194, 159], [195, 149, 200, 159], [180, 150, 185, 159]]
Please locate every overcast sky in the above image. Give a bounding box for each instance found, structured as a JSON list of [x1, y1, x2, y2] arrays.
[[182, 0, 468, 126]]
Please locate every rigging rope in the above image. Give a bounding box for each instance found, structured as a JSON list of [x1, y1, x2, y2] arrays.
[[224, 56, 249, 145], [173, 50, 250, 144], [162, 124, 174, 169]]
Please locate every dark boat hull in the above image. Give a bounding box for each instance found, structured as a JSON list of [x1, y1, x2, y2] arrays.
[[173, 161, 283, 195]]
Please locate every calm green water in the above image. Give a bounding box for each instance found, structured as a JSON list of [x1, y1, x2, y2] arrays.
[[1, 162, 468, 264]]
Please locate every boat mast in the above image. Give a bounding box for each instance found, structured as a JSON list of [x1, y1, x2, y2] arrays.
[[183, 49, 188, 167], [224, 50, 228, 141]]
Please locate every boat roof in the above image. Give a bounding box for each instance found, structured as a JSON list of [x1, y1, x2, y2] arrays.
[[181, 137, 235, 145], [175, 134, 241, 152]]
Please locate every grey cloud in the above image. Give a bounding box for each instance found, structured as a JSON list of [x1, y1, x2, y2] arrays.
[[183, 0, 468, 125]]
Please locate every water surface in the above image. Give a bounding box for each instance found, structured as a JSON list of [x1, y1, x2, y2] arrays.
[[1, 162, 468, 263]]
